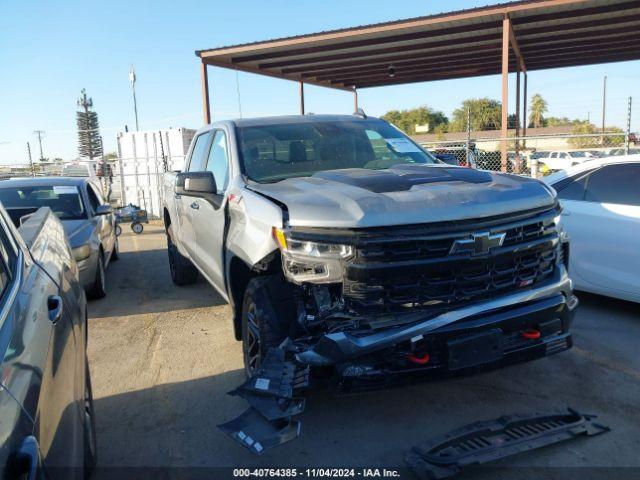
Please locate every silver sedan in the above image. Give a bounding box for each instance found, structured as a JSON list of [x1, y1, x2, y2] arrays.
[[0, 176, 118, 298]]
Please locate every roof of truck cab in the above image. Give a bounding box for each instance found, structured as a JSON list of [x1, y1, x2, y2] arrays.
[[0, 177, 91, 188], [230, 114, 381, 127]]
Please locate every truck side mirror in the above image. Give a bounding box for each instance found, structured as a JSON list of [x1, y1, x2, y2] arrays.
[[179, 171, 217, 195]]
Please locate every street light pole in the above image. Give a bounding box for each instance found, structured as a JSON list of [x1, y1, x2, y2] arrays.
[[129, 65, 139, 131]]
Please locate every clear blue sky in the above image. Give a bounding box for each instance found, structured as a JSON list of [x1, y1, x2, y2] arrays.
[[1, 0, 638, 163]]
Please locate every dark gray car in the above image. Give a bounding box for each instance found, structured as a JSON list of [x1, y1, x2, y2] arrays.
[[0, 205, 95, 479], [0, 177, 118, 298]]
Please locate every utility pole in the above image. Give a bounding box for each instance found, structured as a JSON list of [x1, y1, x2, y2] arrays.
[[129, 65, 139, 131], [27, 142, 35, 177], [33, 130, 45, 161], [600, 75, 607, 142]]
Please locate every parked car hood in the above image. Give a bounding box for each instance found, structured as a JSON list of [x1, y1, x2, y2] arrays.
[[248, 165, 556, 228], [61, 218, 94, 247]]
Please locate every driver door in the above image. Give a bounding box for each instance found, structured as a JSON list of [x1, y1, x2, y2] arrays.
[[192, 129, 230, 294], [177, 131, 213, 261]]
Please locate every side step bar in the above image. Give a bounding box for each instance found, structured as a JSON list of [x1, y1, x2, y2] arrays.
[[218, 348, 309, 455], [405, 408, 609, 479]]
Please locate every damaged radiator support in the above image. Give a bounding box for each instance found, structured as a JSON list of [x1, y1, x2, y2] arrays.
[[218, 348, 309, 454], [405, 408, 609, 479]]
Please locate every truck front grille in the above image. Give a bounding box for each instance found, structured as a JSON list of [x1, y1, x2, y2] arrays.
[[341, 207, 560, 314]]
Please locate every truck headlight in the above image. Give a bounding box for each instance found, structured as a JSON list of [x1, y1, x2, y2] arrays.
[[72, 245, 91, 262], [272, 227, 353, 284]]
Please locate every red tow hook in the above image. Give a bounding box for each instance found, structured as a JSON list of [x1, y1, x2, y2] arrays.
[[407, 353, 430, 365], [522, 329, 541, 340]]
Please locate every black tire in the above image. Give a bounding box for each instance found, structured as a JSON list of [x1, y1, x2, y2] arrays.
[[87, 253, 106, 299], [241, 277, 289, 377], [84, 357, 97, 478], [131, 222, 144, 234], [167, 234, 198, 285], [110, 238, 119, 262], [115, 225, 122, 236]]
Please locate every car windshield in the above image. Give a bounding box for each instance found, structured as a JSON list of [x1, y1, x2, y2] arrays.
[[0, 185, 86, 225], [236, 119, 438, 183]]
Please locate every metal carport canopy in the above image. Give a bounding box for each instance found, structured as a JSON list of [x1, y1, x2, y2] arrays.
[[196, 0, 640, 167], [197, 0, 640, 89]]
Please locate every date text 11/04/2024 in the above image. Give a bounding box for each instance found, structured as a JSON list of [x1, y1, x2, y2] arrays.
[[232, 468, 401, 478]]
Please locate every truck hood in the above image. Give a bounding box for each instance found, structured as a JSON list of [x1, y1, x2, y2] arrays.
[[247, 165, 556, 228]]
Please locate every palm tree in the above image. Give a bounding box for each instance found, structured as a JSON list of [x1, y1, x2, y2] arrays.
[[529, 94, 548, 128]]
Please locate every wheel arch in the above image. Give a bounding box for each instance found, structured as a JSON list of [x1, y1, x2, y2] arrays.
[[227, 251, 281, 341]]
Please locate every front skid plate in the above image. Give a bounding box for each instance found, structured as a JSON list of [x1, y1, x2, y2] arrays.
[[219, 348, 309, 454], [218, 408, 301, 455], [405, 408, 609, 479]]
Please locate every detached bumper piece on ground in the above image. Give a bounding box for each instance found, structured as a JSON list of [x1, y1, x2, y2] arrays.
[[218, 349, 309, 454], [405, 408, 609, 479]]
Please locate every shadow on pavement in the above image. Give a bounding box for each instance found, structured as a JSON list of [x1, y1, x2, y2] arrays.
[[91, 338, 640, 474], [89, 248, 225, 318]]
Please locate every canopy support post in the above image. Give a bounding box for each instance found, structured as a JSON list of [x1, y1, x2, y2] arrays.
[[201, 61, 211, 124], [501, 15, 510, 173], [299, 81, 305, 115]]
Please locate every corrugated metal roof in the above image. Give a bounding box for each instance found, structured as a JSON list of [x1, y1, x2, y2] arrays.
[[197, 0, 640, 90]]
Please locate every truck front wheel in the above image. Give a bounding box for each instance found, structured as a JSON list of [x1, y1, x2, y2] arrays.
[[167, 234, 198, 285], [241, 277, 287, 376]]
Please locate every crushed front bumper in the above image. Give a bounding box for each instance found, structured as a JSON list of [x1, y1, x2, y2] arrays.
[[295, 267, 577, 382]]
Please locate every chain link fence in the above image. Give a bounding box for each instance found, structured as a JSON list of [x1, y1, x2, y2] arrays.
[[0, 131, 636, 221], [113, 154, 186, 219], [419, 132, 636, 179]]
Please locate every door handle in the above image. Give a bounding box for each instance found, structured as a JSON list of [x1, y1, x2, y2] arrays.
[[174, 194, 181, 200], [47, 295, 63, 324], [190, 202, 199, 210]]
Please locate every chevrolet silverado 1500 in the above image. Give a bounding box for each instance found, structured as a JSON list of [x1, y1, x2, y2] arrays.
[[163, 114, 577, 450]]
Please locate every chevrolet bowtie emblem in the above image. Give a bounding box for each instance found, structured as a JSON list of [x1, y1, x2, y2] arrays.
[[449, 231, 506, 256]]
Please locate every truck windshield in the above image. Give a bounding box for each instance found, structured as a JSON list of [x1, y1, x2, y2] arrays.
[[237, 119, 438, 183], [0, 185, 86, 226]]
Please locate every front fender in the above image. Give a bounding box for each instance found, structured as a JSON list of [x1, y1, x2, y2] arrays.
[[225, 186, 283, 275]]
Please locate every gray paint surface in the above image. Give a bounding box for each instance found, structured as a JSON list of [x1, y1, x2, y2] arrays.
[[249, 166, 555, 228]]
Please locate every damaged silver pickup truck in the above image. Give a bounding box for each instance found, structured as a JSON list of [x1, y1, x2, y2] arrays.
[[163, 114, 578, 452]]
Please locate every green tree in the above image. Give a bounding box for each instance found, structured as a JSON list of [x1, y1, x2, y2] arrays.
[[433, 123, 448, 140], [543, 116, 587, 127], [528, 94, 548, 128], [568, 123, 624, 148], [449, 98, 502, 132], [381, 106, 448, 135]]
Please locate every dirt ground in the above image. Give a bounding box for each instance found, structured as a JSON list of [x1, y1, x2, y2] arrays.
[[88, 224, 640, 479]]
